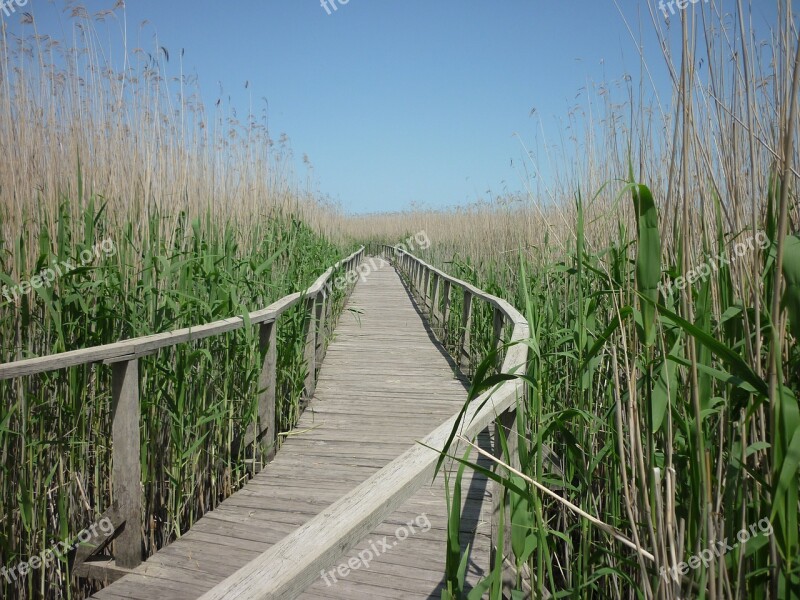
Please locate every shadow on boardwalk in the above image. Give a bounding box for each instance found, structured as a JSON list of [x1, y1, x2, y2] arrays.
[[92, 260, 495, 600]]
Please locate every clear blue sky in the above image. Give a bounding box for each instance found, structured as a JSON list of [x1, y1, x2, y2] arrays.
[[5, 1, 780, 214]]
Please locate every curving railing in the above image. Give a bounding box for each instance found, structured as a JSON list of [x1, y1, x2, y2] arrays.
[[198, 246, 530, 600], [0, 247, 365, 575]]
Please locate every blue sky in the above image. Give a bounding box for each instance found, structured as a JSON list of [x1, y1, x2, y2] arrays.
[[4, 1, 781, 213]]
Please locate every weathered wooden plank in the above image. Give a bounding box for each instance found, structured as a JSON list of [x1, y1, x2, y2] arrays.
[[257, 319, 278, 460], [111, 359, 142, 569], [459, 290, 474, 373], [75, 558, 135, 585], [198, 379, 523, 599], [315, 291, 327, 367], [90, 255, 525, 600], [72, 502, 123, 573], [441, 279, 452, 337], [303, 295, 318, 400], [193, 254, 525, 599], [430, 272, 440, 323]]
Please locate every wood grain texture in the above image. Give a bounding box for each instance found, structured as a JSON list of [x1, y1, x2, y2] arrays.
[[111, 359, 142, 569], [192, 253, 527, 599], [90, 257, 524, 599]]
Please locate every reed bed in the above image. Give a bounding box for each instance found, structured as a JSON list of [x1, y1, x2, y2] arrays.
[[3, 1, 799, 599], [360, 2, 800, 598], [0, 6, 350, 600]]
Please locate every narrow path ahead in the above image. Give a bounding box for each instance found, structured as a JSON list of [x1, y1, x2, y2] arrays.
[[93, 260, 491, 599]]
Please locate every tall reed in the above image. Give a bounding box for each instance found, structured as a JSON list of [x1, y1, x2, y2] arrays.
[[0, 6, 349, 599], [360, 2, 800, 598]]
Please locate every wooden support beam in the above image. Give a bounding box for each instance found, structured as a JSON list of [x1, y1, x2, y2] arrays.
[[303, 295, 318, 401], [459, 291, 474, 374], [74, 558, 135, 584], [492, 306, 506, 373], [442, 279, 452, 344], [71, 501, 123, 575], [315, 291, 327, 367], [430, 272, 441, 328], [258, 319, 278, 462], [423, 267, 431, 312], [111, 359, 142, 569]]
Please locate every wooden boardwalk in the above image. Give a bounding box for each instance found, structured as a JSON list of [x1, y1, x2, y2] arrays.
[[92, 260, 493, 599]]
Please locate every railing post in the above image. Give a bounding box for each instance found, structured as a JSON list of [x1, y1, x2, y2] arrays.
[[351, 258, 360, 290], [345, 261, 353, 293], [441, 279, 452, 345], [324, 281, 334, 338], [258, 319, 278, 462], [303, 294, 318, 401], [315, 289, 327, 366], [111, 358, 142, 569], [430, 273, 441, 328], [423, 267, 431, 311], [459, 291, 473, 373], [492, 307, 505, 373]]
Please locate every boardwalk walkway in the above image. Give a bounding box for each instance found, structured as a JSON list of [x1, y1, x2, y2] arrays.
[[92, 260, 493, 599]]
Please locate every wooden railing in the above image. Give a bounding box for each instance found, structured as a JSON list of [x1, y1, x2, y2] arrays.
[[198, 247, 529, 600], [0, 247, 365, 574]]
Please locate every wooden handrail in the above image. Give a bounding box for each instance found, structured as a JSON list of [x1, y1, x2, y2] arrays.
[[198, 246, 529, 600], [0, 246, 364, 570], [0, 247, 364, 379]]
